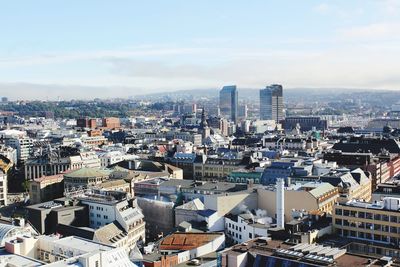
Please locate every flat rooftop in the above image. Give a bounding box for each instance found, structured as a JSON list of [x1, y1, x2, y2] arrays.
[[52, 236, 113, 253], [0, 249, 43, 266]]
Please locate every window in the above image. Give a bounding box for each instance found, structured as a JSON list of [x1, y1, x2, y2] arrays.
[[249, 233, 252, 238], [104, 215, 108, 219], [335, 209, 342, 216]]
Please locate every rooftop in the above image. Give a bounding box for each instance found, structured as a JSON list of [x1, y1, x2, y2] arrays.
[[64, 168, 110, 179], [159, 232, 223, 251]]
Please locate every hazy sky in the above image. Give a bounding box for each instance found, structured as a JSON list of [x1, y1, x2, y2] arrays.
[[1, 0, 400, 99]]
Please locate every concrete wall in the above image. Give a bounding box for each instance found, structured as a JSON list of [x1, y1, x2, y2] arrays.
[[204, 192, 258, 216], [190, 234, 225, 260], [226, 252, 248, 267], [257, 188, 318, 222], [175, 209, 198, 227]]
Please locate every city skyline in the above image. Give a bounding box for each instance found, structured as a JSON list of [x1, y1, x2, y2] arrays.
[[1, 1, 400, 99]]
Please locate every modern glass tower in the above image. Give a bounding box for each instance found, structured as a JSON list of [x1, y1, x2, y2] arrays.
[[260, 84, 284, 121], [219, 85, 238, 123]]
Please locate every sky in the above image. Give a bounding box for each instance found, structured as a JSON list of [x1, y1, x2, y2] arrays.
[[0, 0, 400, 99]]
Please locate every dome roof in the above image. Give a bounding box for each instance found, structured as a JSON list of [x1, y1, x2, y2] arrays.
[[64, 168, 110, 179], [0, 224, 28, 246]]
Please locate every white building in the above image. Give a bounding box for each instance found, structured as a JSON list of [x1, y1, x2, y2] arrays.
[[0, 171, 8, 206], [4, 235, 139, 267], [97, 150, 138, 168], [78, 189, 146, 251], [225, 210, 271, 244]]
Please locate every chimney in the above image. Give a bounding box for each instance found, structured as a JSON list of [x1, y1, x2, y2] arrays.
[[276, 178, 285, 228]]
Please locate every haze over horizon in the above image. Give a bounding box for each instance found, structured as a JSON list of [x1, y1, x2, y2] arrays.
[[1, 0, 400, 99]]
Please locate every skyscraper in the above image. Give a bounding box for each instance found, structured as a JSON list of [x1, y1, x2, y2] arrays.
[[219, 85, 238, 123], [260, 84, 284, 121]]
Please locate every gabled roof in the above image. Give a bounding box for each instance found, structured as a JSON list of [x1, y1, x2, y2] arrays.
[[176, 198, 205, 211], [306, 183, 336, 199]]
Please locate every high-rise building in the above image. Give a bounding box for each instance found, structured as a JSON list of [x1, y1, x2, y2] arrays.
[[238, 104, 248, 120], [260, 84, 284, 121], [219, 85, 238, 123]]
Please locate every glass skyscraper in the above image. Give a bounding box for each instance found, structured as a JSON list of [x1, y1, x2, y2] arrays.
[[219, 85, 238, 123], [260, 84, 284, 121]]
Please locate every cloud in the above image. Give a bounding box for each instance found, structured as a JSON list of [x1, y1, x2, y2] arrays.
[[313, 3, 330, 14], [0, 46, 205, 67], [379, 0, 400, 15], [0, 82, 144, 100], [339, 22, 400, 40]]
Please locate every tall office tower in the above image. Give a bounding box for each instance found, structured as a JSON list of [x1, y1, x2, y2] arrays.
[[219, 85, 238, 123], [260, 84, 284, 121]]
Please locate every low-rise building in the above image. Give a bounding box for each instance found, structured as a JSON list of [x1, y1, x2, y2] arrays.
[[225, 211, 271, 244], [142, 232, 225, 267], [63, 167, 111, 190], [27, 189, 145, 252], [4, 235, 137, 266], [258, 182, 339, 222], [29, 174, 64, 204]]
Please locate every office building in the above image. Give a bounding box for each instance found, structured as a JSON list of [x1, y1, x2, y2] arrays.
[[282, 116, 328, 132], [260, 84, 284, 121], [333, 197, 400, 246], [77, 118, 97, 129], [102, 117, 120, 129], [219, 85, 238, 123]]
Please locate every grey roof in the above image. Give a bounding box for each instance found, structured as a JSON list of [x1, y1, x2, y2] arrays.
[[64, 168, 110, 179], [176, 198, 204, 211]]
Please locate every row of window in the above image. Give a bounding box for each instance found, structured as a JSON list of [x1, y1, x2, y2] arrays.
[[226, 222, 246, 231], [335, 208, 399, 223], [335, 219, 399, 233], [227, 231, 242, 240], [90, 220, 103, 227], [89, 213, 108, 219], [338, 229, 399, 244], [89, 206, 106, 212]]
